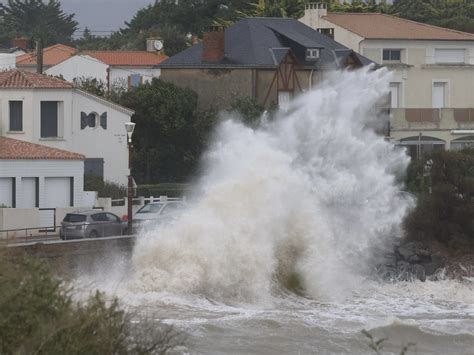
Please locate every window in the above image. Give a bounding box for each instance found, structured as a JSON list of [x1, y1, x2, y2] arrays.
[[389, 83, 401, 108], [432, 82, 447, 108], [9, 101, 23, 131], [306, 48, 320, 60], [278, 91, 291, 111], [40, 101, 59, 137], [435, 49, 465, 64], [105, 213, 120, 222], [451, 136, 474, 151], [317, 28, 334, 39], [383, 49, 401, 62], [128, 74, 142, 89], [398, 136, 445, 160]]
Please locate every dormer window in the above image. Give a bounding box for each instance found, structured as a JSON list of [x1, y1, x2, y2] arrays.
[[306, 48, 320, 61]]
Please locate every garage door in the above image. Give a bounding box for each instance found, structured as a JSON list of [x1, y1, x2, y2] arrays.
[[44, 177, 72, 208], [0, 178, 13, 207], [21, 177, 37, 208]]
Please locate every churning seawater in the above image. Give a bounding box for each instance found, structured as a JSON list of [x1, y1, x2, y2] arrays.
[[79, 67, 474, 354]]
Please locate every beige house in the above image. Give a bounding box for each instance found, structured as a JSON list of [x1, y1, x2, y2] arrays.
[[300, 3, 474, 158]]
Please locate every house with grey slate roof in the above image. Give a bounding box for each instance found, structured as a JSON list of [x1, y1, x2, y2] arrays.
[[158, 17, 373, 109]]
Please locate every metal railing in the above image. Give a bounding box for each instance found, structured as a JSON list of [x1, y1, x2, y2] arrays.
[[111, 195, 186, 206], [0, 220, 129, 246]]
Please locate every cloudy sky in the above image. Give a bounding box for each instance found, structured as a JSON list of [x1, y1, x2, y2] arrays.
[[60, 0, 154, 37]]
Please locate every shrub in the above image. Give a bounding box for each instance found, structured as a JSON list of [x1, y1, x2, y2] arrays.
[[404, 149, 474, 251], [0, 253, 183, 354], [136, 183, 190, 198], [84, 175, 128, 199]]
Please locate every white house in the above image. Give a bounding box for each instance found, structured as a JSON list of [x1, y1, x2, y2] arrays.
[[16, 44, 78, 72], [46, 48, 168, 90], [300, 3, 474, 158], [0, 136, 85, 209], [0, 70, 134, 185]]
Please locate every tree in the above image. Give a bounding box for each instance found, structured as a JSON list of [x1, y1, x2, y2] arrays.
[[0, 0, 78, 46], [404, 149, 474, 250], [118, 79, 217, 183]]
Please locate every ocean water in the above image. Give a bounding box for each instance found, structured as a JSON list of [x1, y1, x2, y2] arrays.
[[79, 67, 474, 354]]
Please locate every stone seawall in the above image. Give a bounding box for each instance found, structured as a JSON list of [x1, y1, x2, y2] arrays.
[[5, 236, 136, 276]]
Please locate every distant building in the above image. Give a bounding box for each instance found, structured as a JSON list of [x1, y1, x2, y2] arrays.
[[158, 17, 373, 109], [46, 50, 167, 90], [16, 44, 78, 72], [0, 70, 134, 185], [300, 3, 474, 156]]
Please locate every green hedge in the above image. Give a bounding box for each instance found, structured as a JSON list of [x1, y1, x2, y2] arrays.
[[136, 183, 190, 198]]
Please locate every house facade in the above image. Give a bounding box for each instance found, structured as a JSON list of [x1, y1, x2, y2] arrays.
[[159, 18, 372, 109], [300, 3, 474, 157], [0, 70, 134, 185], [0, 136, 85, 209], [45, 50, 168, 90]]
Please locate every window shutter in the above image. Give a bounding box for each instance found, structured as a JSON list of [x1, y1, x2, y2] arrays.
[[81, 112, 88, 129], [100, 112, 107, 129]]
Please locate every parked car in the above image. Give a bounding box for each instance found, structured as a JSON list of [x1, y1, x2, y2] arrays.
[[60, 211, 127, 240], [132, 200, 186, 233]]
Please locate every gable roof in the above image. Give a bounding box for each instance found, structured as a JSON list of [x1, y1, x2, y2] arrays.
[[0, 70, 74, 89], [326, 13, 474, 41], [81, 51, 168, 66], [16, 44, 77, 66], [0, 137, 85, 160], [160, 17, 372, 69]]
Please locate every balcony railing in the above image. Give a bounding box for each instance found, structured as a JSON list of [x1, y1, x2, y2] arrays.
[[390, 108, 474, 131]]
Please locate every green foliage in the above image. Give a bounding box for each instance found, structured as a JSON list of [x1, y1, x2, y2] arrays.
[[136, 183, 191, 198], [73, 77, 127, 104], [404, 149, 474, 251], [0, 0, 78, 46], [389, 0, 474, 33], [0, 254, 182, 354], [229, 96, 265, 127], [74, 77, 107, 97], [84, 175, 127, 199], [118, 78, 217, 183]]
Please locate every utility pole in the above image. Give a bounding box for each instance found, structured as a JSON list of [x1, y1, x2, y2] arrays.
[[36, 39, 43, 74]]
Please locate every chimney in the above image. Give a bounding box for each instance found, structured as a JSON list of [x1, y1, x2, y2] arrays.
[[11, 37, 29, 51], [300, 3, 328, 28], [202, 26, 225, 63], [146, 38, 164, 53]]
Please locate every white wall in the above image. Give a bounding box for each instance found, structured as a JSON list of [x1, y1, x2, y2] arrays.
[[110, 67, 161, 88], [0, 88, 133, 185], [45, 55, 161, 88], [360, 39, 474, 108], [0, 54, 16, 70], [0, 159, 84, 208], [46, 55, 108, 83]]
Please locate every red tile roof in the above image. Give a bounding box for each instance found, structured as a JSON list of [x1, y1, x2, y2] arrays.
[[16, 44, 77, 66], [326, 13, 474, 41], [0, 70, 74, 89], [0, 137, 85, 160], [82, 51, 168, 66]]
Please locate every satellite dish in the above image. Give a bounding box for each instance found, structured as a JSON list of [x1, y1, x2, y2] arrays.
[[153, 40, 163, 51]]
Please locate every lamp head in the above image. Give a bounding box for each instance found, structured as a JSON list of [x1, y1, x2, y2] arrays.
[[124, 122, 136, 143]]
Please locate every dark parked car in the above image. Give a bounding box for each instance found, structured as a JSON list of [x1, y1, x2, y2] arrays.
[[60, 211, 127, 240]]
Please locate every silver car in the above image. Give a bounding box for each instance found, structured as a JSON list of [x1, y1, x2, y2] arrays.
[[60, 211, 127, 240], [133, 201, 185, 233]]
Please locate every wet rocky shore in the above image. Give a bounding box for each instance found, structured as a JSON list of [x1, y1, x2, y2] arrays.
[[377, 240, 474, 281]]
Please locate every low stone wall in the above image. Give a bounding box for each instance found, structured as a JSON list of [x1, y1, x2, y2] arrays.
[[5, 236, 136, 275]]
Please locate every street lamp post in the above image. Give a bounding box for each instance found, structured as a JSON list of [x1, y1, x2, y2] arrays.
[[125, 122, 136, 235]]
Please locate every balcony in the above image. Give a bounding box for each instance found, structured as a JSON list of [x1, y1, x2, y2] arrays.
[[390, 108, 474, 131], [389, 108, 474, 158]]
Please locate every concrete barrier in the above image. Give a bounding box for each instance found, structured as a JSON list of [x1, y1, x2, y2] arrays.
[[5, 235, 136, 275]]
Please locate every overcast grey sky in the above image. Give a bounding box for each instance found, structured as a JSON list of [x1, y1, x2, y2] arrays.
[[60, 0, 154, 37]]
